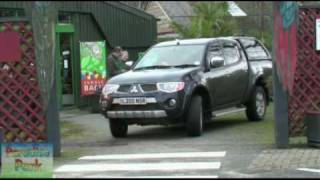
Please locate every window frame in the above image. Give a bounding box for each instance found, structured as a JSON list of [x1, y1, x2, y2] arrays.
[[0, 8, 25, 18], [222, 40, 242, 66], [206, 41, 225, 69], [239, 38, 271, 61]]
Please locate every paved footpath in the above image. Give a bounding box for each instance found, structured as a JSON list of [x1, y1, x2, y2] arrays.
[[54, 108, 320, 178]]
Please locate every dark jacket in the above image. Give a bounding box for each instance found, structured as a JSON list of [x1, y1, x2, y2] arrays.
[[107, 54, 129, 77]]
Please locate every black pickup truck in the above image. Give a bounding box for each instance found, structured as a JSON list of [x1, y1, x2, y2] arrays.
[[100, 37, 272, 137]]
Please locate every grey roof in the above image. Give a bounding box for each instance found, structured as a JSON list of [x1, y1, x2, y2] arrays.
[[120, 1, 150, 10], [227, 1, 247, 16], [157, 1, 247, 27], [158, 1, 194, 26]]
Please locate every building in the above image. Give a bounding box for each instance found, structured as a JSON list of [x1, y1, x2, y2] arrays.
[[0, 1, 157, 109]]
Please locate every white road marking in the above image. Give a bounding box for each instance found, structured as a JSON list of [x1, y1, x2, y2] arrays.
[[297, 168, 320, 173], [54, 162, 221, 173], [83, 175, 218, 178], [79, 151, 226, 160]]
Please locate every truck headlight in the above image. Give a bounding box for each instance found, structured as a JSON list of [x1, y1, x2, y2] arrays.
[[157, 82, 185, 93], [102, 84, 119, 98]]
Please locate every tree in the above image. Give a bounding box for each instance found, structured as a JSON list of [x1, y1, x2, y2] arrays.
[[171, 2, 238, 38]]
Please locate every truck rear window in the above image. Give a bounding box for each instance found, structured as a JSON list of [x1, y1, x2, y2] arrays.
[[239, 39, 269, 60]]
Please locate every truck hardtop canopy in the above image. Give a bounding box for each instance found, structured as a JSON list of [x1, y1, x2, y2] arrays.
[[155, 36, 255, 47]]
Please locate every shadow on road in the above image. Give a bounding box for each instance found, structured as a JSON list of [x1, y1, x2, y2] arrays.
[[127, 124, 186, 139], [204, 118, 250, 131], [127, 117, 251, 139], [62, 113, 266, 148]]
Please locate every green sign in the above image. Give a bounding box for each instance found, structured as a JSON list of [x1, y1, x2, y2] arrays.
[[1, 143, 53, 178], [80, 41, 107, 96]]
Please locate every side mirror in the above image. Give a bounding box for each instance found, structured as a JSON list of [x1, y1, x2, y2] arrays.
[[210, 56, 224, 68], [125, 61, 134, 67]]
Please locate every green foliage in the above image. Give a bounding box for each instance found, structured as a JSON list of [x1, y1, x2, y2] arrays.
[[171, 2, 238, 38]]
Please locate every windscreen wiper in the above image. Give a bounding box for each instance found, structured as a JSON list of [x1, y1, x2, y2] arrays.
[[173, 64, 199, 68], [134, 65, 173, 71]]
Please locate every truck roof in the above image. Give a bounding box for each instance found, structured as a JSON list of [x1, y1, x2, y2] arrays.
[[155, 36, 256, 47]]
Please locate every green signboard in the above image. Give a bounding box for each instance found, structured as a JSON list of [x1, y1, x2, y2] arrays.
[[1, 143, 53, 178], [80, 41, 107, 96]]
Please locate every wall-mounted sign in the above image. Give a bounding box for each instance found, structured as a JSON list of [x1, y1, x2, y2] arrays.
[[1, 143, 53, 178], [316, 18, 320, 51], [80, 41, 107, 96], [0, 32, 21, 62]]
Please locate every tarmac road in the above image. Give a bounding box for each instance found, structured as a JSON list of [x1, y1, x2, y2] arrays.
[[54, 106, 320, 178]]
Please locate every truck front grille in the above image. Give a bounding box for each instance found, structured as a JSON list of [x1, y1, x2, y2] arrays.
[[117, 84, 157, 93]]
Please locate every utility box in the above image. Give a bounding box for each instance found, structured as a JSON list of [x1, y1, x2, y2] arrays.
[[305, 112, 320, 148]]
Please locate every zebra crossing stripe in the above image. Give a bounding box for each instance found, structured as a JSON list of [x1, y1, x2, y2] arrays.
[[79, 151, 226, 160], [297, 168, 320, 173], [54, 162, 221, 173], [83, 175, 218, 178]]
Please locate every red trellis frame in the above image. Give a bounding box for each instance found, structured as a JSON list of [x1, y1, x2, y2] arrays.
[[288, 7, 320, 135], [0, 21, 46, 142]]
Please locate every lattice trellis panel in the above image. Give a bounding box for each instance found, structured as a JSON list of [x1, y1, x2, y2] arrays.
[[288, 8, 320, 136], [0, 21, 46, 142]]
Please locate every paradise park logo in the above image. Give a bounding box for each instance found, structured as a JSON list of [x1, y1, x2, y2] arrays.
[[14, 159, 42, 172], [5, 145, 50, 158]]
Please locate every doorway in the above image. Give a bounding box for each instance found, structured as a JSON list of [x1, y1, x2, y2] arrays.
[[56, 23, 75, 107], [59, 33, 74, 105]]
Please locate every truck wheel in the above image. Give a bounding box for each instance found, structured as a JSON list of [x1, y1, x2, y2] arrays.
[[186, 95, 203, 137], [246, 86, 267, 121], [109, 119, 128, 138]]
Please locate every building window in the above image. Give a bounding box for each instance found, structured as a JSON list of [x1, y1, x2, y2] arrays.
[[0, 9, 25, 18], [58, 12, 72, 24]]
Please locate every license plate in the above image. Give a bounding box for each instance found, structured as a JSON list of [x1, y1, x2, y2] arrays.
[[118, 97, 147, 105]]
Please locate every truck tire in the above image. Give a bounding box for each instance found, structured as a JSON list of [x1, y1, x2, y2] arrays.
[[246, 86, 267, 121], [186, 95, 203, 137], [109, 119, 128, 138]]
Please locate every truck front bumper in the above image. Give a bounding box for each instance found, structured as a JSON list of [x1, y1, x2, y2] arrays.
[[100, 91, 187, 124], [107, 110, 167, 119]]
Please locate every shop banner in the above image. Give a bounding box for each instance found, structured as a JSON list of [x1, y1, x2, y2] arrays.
[[80, 41, 107, 96], [1, 143, 53, 178]]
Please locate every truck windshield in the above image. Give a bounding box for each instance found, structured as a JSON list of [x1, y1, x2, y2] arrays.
[[134, 45, 206, 70]]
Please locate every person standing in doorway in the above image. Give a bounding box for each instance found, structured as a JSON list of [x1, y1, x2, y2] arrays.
[[107, 46, 128, 77], [121, 50, 129, 62]]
